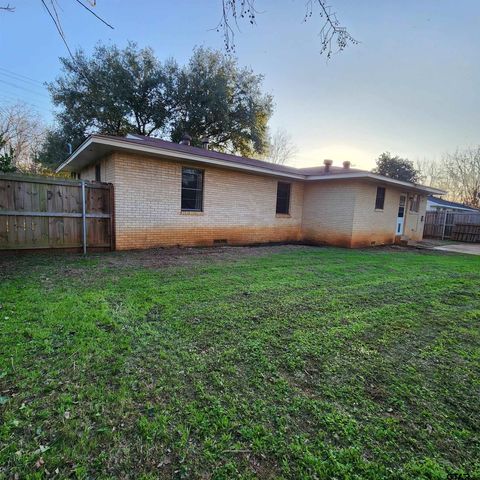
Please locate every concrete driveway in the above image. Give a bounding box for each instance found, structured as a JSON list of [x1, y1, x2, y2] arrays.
[[434, 244, 480, 255]]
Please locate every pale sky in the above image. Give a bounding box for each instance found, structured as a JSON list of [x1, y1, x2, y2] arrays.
[[1, 1, 479, 170]]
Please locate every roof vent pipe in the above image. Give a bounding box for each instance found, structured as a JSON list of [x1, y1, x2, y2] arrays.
[[343, 161, 351, 169], [201, 136, 209, 150], [324, 159, 333, 172], [179, 133, 192, 146]]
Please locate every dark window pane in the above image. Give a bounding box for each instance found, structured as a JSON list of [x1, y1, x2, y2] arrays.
[[181, 197, 198, 210], [277, 182, 289, 197], [277, 197, 289, 214], [95, 164, 101, 182], [182, 189, 198, 201], [375, 187, 385, 210], [182, 169, 202, 189], [181, 167, 203, 211], [276, 182, 291, 214]]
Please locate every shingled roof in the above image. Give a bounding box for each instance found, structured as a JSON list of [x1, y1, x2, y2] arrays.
[[94, 134, 358, 177], [56, 134, 446, 195]]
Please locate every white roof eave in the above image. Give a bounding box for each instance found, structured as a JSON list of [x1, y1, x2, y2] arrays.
[[56, 136, 447, 196], [306, 172, 446, 195]]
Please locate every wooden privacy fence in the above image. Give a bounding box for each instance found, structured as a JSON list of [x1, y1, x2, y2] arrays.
[[0, 174, 114, 252], [451, 223, 480, 243], [423, 211, 480, 241]]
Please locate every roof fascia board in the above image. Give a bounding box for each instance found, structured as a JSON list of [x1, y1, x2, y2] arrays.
[[307, 172, 446, 195], [55, 136, 94, 172]]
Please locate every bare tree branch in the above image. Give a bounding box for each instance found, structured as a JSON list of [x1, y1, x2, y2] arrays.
[[39, 0, 114, 63], [442, 147, 480, 208], [0, 103, 46, 172], [217, 0, 358, 57], [74, 0, 114, 29], [0, 4, 15, 12], [266, 128, 297, 165], [417, 150, 480, 208], [215, 0, 259, 52], [305, 0, 359, 58]]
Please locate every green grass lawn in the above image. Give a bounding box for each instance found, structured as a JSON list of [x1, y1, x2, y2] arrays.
[[1, 246, 479, 479]]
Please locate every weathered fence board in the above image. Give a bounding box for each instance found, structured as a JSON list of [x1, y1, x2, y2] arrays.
[[0, 174, 114, 252], [452, 223, 480, 243], [424, 211, 480, 241]]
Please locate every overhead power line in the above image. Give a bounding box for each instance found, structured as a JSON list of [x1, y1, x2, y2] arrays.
[[0, 95, 52, 115], [0, 78, 50, 100], [40, 0, 75, 60], [0, 66, 46, 86], [0, 71, 48, 94]]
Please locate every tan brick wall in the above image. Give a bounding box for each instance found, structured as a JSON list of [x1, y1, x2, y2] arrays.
[[79, 153, 427, 250], [302, 180, 427, 248], [79, 157, 114, 183], [351, 182, 400, 247], [351, 182, 426, 246], [301, 180, 356, 247], [98, 152, 304, 250]]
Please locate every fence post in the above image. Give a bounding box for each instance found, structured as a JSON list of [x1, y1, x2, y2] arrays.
[[441, 211, 447, 240], [81, 180, 87, 255]]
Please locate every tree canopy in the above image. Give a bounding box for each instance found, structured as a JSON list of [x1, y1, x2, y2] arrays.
[[170, 48, 272, 155], [372, 152, 421, 183], [40, 43, 273, 167]]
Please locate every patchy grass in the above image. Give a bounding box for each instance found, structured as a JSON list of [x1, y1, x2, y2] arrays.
[[1, 246, 479, 479]]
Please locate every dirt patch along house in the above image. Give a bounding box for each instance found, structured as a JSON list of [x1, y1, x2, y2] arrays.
[[56, 134, 445, 250]]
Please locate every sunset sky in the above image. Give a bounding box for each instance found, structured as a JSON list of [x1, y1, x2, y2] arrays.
[[1, 0, 479, 169]]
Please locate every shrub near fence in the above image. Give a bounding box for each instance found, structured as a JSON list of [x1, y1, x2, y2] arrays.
[[0, 173, 114, 252], [424, 211, 480, 241]]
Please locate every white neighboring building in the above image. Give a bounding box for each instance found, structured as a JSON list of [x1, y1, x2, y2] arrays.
[[427, 196, 478, 212]]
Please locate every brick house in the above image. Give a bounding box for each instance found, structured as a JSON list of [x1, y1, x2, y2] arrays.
[[56, 134, 445, 250]]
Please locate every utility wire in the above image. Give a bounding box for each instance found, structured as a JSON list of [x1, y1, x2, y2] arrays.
[[0, 66, 46, 86], [40, 0, 98, 88], [0, 71, 48, 93], [41, 0, 75, 61], [0, 79, 51, 99], [0, 95, 52, 115]]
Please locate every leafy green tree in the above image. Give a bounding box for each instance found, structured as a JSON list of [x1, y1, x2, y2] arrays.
[[35, 128, 82, 170], [41, 43, 273, 166], [170, 47, 273, 156], [48, 42, 176, 138], [373, 152, 421, 183], [0, 133, 16, 173]]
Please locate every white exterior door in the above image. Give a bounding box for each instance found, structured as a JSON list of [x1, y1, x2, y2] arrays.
[[396, 194, 407, 235]]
